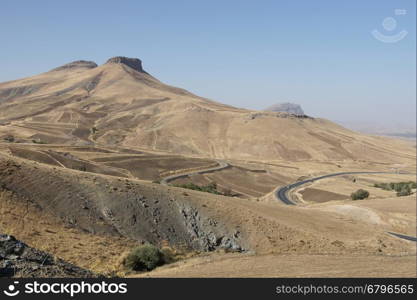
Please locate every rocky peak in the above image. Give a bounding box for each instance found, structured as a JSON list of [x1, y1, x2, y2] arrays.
[[51, 60, 98, 72], [105, 56, 145, 72]]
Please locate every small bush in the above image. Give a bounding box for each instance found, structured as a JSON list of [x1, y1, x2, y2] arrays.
[[397, 185, 412, 197], [374, 181, 415, 197], [32, 139, 47, 144], [124, 244, 176, 271], [374, 181, 416, 192], [173, 182, 223, 195], [351, 189, 369, 200], [124, 244, 163, 271]]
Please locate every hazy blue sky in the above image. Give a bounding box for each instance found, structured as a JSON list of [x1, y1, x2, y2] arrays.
[[1, 0, 415, 128]]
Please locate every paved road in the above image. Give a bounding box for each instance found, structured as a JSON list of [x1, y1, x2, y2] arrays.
[[387, 232, 417, 242], [275, 171, 400, 205], [275, 171, 417, 243], [160, 160, 230, 185]]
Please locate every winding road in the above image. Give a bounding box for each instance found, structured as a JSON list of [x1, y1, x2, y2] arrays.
[[275, 171, 417, 243], [160, 160, 230, 185], [387, 232, 417, 242], [275, 171, 392, 205], [161, 163, 416, 243]]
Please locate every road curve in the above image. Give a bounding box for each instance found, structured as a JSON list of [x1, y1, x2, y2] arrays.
[[387, 232, 417, 242], [160, 160, 230, 185], [275, 171, 417, 242], [275, 171, 403, 205]]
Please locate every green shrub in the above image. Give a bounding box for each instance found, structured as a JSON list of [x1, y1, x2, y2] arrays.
[[124, 244, 163, 271], [397, 185, 412, 197], [32, 139, 47, 144], [200, 182, 220, 194], [175, 182, 203, 191], [173, 181, 236, 196], [351, 189, 369, 200], [124, 244, 176, 271], [173, 182, 222, 195], [374, 181, 416, 197]]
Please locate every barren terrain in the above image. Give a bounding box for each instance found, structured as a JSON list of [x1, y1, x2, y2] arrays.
[[0, 57, 415, 277]]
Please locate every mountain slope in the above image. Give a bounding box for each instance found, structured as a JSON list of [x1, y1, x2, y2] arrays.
[[0, 57, 414, 164]]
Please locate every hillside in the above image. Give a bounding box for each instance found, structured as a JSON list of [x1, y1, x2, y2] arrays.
[[1, 152, 415, 277], [0, 57, 414, 163], [0, 57, 415, 278]]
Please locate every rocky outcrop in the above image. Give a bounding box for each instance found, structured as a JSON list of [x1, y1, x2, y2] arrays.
[[179, 205, 244, 252], [105, 56, 146, 73], [265, 102, 305, 116], [0, 234, 95, 278]]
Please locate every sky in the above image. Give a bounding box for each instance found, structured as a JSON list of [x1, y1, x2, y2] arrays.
[[1, 0, 415, 130]]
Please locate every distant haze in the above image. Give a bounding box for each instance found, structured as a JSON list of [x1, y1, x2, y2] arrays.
[[336, 120, 416, 140]]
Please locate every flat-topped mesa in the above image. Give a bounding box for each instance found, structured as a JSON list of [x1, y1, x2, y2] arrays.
[[105, 56, 145, 73], [51, 60, 98, 72]]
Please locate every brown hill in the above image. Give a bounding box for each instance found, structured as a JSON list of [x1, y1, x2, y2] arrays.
[[1, 152, 414, 276], [0, 56, 414, 163]]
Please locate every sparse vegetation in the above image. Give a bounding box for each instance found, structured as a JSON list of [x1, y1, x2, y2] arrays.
[[173, 182, 237, 196], [91, 126, 98, 134], [373, 181, 415, 197], [173, 182, 221, 195], [32, 139, 47, 144], [4, 135, 15, 142], [396, 185, 412, 197], [124, 244, 175, 271], [351, 189, 369, 200]]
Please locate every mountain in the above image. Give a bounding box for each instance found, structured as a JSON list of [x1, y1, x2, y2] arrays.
[[0, 56, 415, 278], [0, 56, 414, 163], [265, 102, 304, 115]]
